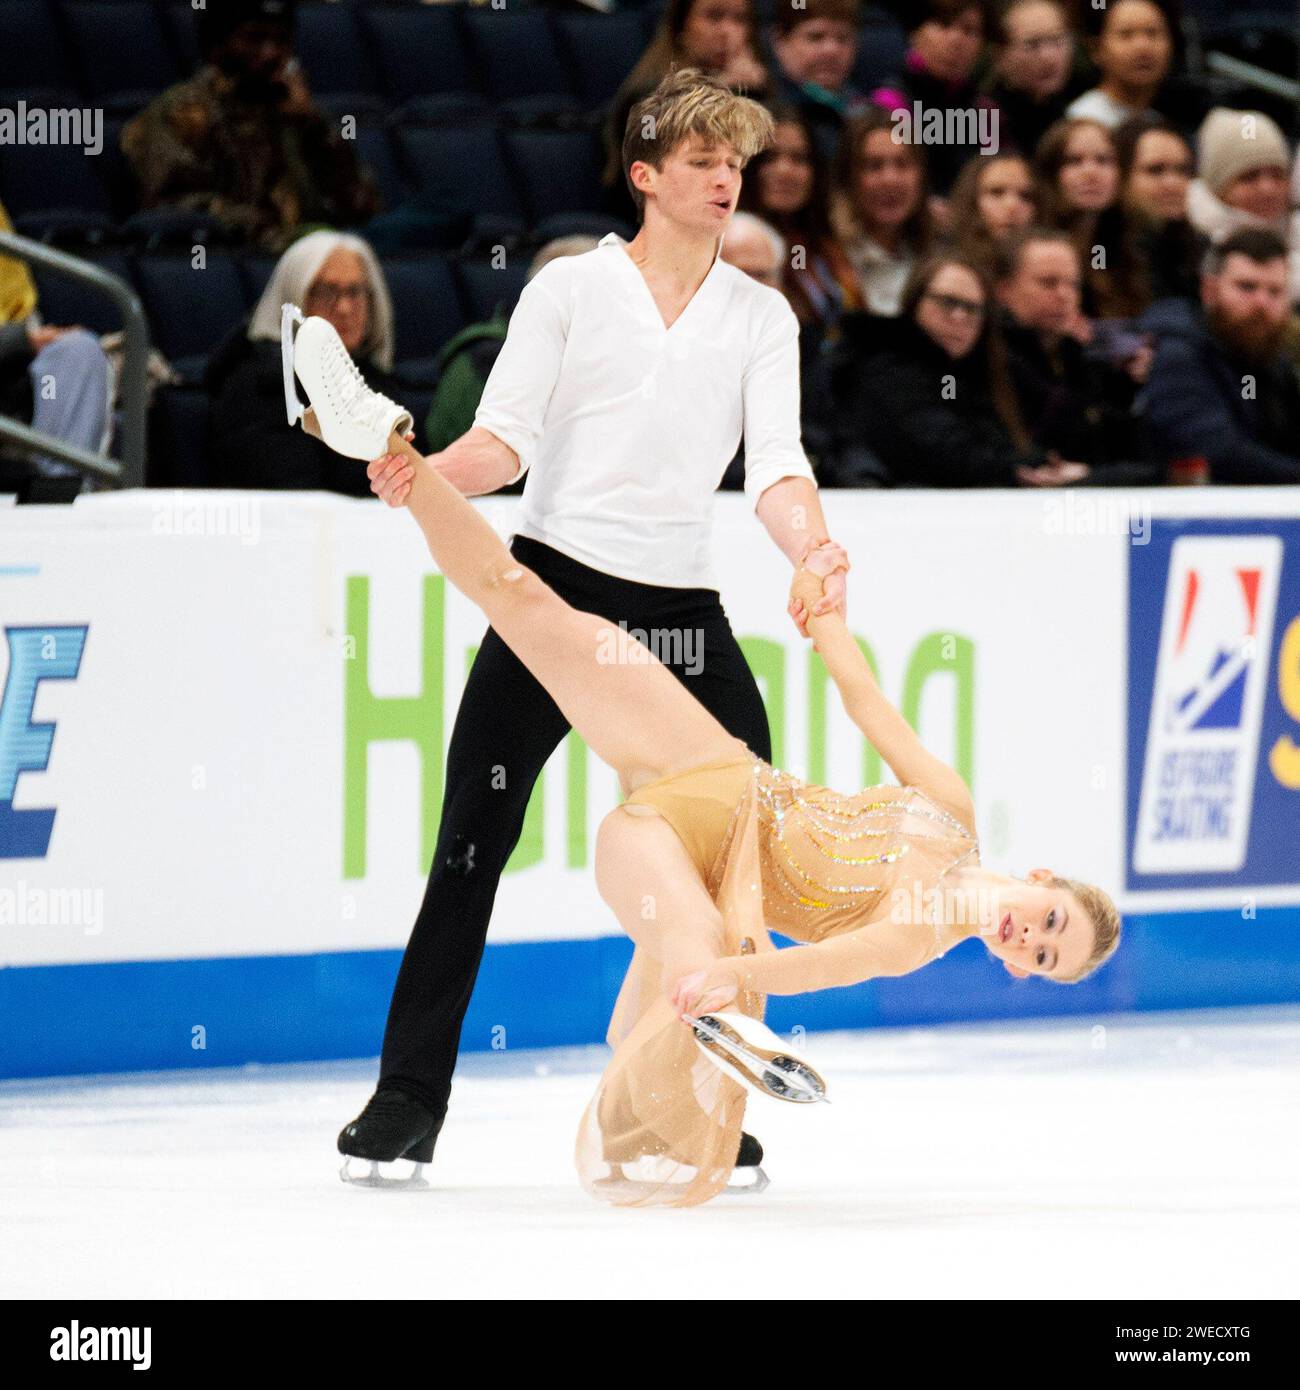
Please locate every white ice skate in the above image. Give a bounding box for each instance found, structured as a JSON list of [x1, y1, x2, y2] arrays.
[[281, 302, 413, 458], [690, 1012, 830, 1105]]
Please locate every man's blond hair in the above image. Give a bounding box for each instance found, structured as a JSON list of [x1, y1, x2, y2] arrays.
[[622, 67, 775, 221]]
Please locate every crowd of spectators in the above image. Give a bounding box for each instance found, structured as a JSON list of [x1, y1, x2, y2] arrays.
[[3, 0, 1300, 493]]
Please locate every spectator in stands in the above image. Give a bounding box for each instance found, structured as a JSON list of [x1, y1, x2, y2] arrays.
[[947, 151, 1042, 279], [1067, 0, 1206, 133], [206, 231, 404, 492], [720, 210, 784, 287], [1186, 109, 1300, 303], [1144, 228, 1300, 484], [1036, 117, 1152, 320], [829, 108, 936, 315], [0, 202, 113, 496], [764, 0, 871, 165], [1114, 113, 1202, 301], [122, 0, 379, 253], [736, 101, 864, 339], [601, 0, 769, 227], [981, 0, 1084, 157], [994, 227, 1161, 484], [869, 0, 999, 198], [830, 251, 1089, 486], [423, 236, 600, 482], [716, 210, 838, 483]]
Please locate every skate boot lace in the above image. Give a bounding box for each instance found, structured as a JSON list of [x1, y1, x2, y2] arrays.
[[320, 332, 402, 438]]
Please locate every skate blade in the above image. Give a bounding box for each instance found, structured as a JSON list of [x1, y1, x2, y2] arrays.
[[338, 1156, 431, 1191], [281, 302, 305, 427], [691, 1015, 830, 1104], [724, 1163, 771, 1195]]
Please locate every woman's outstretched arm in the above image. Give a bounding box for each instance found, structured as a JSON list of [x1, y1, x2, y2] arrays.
[[791, 557, 974, 828], [673, 912, 934, 1014]]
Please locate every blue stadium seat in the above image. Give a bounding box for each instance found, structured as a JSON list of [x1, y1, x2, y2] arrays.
[[461, 11, 578, 102], [13, 209, 116, 247], [394, 125, 525, 222], [381, 254, 464, 374], [134, 251, 247, 377], [0, 138, 111, 217], [296, 0, 376, 98], [32, 250, 135, 335], [553, 13, 652, 109], [160, 0, 200, 72], [237, 254, 279, 310], [0, 0, 75, 97], [352, 123, 405, 211], [61, 0, 184, 109], [503, 130, 604, 225], [455, 259, 529, 324], [362, 4, 478, 104]]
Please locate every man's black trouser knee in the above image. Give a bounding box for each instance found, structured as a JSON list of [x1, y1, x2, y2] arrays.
[[376, 535, 772, 1121]]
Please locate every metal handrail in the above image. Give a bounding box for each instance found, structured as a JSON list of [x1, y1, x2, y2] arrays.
[[1205, 50, 1300, 104], [0, 230, 149, 488]]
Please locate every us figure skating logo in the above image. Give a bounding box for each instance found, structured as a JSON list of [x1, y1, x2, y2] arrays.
[[1134, 537, 1281, 873], [0, 625, 88, 859]]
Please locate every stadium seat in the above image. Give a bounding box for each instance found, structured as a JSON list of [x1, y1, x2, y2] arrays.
[[134, 252, 247, 379], [352, 123, 406, 211], [12, 210, 116, 247], [31, 250, 136, 336], [237, 254, 278, 310], [503, 130, 605, 225], [61, 0, 184, 110], [394, 125, 525, 223], [380, 254, 465, 378], [455, 259, 529, 324], [0, 1, 75, 99], [160, 0, 200, 72], [295, 0, 376, 97], [362, 4, 479, 104], [553, 13, 653, 109], [0, 139, 111, 218], [461, 11, 578, 102]]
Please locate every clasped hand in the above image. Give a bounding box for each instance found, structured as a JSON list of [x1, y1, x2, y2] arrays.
[[789, 539, 850, 637]]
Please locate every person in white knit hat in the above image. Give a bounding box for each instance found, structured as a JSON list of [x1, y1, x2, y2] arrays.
[[1186, 107, 1300, 302]]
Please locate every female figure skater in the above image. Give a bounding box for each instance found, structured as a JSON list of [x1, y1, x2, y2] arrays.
[[287, 314, 1120, 1207]]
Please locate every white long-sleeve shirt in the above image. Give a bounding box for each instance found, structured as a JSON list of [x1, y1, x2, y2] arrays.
[[472, 231, 817, 589]]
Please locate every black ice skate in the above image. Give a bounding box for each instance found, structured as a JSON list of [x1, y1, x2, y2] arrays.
[[337, 1089, 441, 1190], [690, 1012, 830, 1105], [726, 1130, 771, 1195]]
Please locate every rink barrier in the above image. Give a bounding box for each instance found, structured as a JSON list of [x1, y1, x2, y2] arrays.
[[2, 491, 1299, 1080]]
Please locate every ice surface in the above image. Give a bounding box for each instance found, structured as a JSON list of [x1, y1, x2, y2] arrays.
[[3, 1006, 1297, 1299]]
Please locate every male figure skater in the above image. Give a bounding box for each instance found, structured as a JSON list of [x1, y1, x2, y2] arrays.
[[338, 67, 852, 1183]]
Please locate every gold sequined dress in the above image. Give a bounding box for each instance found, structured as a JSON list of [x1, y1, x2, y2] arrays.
[[575, 737, 980, 1208]]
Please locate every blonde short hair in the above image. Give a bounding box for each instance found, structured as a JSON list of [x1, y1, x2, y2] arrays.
[[622, 67, 775, 221]]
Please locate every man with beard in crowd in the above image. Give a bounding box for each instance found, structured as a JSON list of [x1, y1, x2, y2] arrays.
[[122, 0, 378, 251], [1144, 228, 1300, 483]]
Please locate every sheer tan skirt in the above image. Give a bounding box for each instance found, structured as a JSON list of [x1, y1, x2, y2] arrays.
[[575, 753, 778, 1208]]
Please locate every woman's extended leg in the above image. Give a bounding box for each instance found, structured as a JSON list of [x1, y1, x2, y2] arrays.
[[380, 434, 744, 790]]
